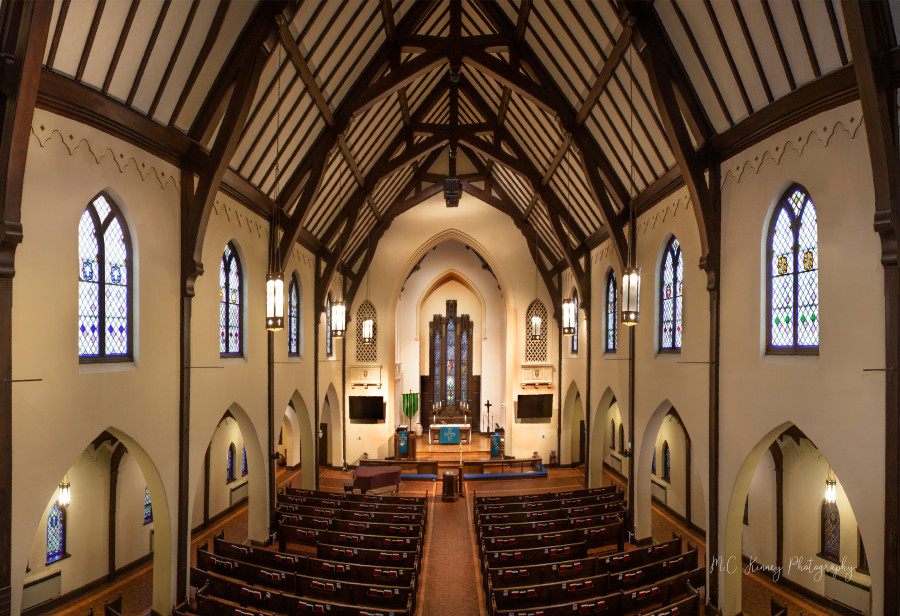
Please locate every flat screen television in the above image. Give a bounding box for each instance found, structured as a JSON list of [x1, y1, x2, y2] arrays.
[[517, 394, 553, 419], [349, 396, 384, 421]]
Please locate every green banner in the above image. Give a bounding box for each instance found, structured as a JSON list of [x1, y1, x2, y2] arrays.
[[402, 393, 419, 418]]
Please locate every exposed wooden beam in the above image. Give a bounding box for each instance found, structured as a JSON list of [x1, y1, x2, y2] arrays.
[[126, 0, 170, 108], [576, 22, 634, 126], [276, 13, 336, 128]]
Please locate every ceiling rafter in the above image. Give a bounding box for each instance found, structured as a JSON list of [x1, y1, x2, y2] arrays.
[[276, 14, 336, 128]]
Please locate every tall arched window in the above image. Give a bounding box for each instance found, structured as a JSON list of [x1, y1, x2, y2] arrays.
[[78, 193, 132, 360], [610, 420, 616, 451], [606, 272, 617, 352], [143, 485, 153, 525], [46, 502, 66, 563], [525, 299, 548, 362], [219, 242, 243, 356], [355, 300, 377, 362], [821, 502, 840, 562], [571, 290, 579, 354], [662, 441, 671, 480], [659, 237, 683, 351], [241, 444, 248, 476], [618, 424, 625, 454], [325, 293, 333, 357], [226, 443, 236, 483], [767, 184, 819, 352], [651, 448, 657, 475], [288, 274, 300, 357]]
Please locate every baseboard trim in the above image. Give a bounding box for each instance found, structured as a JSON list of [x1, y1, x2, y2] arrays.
[[602, 461, 628, 485], [23, 553, 152, 616], [651, 496, 706, 538], [191, 496, 248, 537]]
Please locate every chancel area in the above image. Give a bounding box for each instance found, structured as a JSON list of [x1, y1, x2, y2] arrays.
[[1, 1, 898, 616]]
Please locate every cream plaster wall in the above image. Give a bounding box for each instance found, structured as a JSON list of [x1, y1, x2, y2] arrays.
[[115, 452, 154, 569], [742, 448, 777, 569]]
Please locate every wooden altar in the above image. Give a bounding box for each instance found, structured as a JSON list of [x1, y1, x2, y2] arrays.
[[428, 424, 472, 444]]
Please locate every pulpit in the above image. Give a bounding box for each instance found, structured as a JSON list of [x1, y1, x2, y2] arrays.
[[393, 427, 416, 460]]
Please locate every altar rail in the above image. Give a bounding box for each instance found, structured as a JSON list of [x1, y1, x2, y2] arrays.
[[358, 457, 546, 481]]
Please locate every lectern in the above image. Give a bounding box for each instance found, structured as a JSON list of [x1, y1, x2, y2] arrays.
[[393, 426, 416, 461]]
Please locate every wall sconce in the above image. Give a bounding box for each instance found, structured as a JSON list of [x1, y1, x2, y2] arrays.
[[530, 314, 542, 341], [58, 478, 71, 507], [361, 318, 375, 345], [825, 474, 837, 504]]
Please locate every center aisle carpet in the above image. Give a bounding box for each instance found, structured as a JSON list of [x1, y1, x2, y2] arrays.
[[422, 496, 481, 616]]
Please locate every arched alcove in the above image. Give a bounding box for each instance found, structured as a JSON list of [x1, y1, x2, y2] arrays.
[[560, 380, 585, 470]]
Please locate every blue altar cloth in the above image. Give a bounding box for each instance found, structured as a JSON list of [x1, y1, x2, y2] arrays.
[[439, 426, 460, 444]]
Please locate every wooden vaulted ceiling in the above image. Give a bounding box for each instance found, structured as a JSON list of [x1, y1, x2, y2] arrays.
[[36, 0, 887, 305]]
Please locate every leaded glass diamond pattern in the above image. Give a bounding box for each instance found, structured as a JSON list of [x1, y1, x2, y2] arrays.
[[226, 445, 235, 482], [461, 329, 468, 403], [767, 186, 819, 352], [660, 238, 682, 350], [46, 503, 64, 563], [770, 208, 795, 347], [607, 272, 617, 351], [78, 195, 130, 359], [220, 243, 242, 355], [289, 277, 299, 356], [821, 502, 840, 560], [143, 485, 153, 524], [525, 300, 548, 362], [355, 301, 378, 362], [433, 327, 441, 403], [241, 444, 248, 476]]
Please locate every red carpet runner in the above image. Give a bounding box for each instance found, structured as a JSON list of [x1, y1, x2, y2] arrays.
[[422, 495, 480, 615]]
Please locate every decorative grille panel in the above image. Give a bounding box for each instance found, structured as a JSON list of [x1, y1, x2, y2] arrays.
[[525, 300, 548, 362], [355, 300, 377, 363]]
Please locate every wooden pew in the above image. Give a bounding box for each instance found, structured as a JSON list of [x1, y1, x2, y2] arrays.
[[490, 573, 610, 611], [482, 542, 589, 569], [317, 542, 420, 570], [640, 588, 701, 615], [479, 509, 569, 524]]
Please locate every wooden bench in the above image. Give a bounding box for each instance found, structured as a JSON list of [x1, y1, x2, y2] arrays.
[[316, 542, 420, 570]]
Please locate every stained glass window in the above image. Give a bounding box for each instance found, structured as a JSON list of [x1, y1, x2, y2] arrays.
[[78, 194, 131, 360], [219, 243, 242, 355], [651, 448, 656, 475], [662, 441, 671, 480], [743, 496, 749, 525], [460, 328, 469, 404], [288, 275, 299, 356], [610, 420, 615, 450], [226, 443, 236, 483], [241, 444, 248, 476], [618, 424, 625, 454], [821, 502, 840, 562], [571, 290, 579, 354], [143, 485, 153, 525], [433, 325, 441, 405], [606, 272, 617, 352], [767, 185, 819, 352], [446, 320, 456, 406], [325, 294, 332, 357], [46, 502, 65, 563], [659, 237, 683, 351], [859, 532, 869, 573]]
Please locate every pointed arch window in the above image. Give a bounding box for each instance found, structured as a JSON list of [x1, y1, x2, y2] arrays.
[[767, 185, 819, 353], [325, 294, 333, 357], [610, 420, 616, 451], [288, 275, 300, 357], [226, 443, 236, 483], [46, 502, 67, 564], [606, 272, 617, 352], [525, 299, 548, 362], [659, 237, 683, 351], [241, 444, 248, 476], [651, 448, 656, 475], [618, 424, 625, 454], [662, 441, 671, 481], [219, 243, 243, 356], [820, 502, 840, 562], [143, 485, 153, 525], [78, 193, 132, 361], [571, 290, 579, 354]]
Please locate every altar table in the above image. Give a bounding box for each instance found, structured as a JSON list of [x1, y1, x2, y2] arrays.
[[429, 424, 471, 444]]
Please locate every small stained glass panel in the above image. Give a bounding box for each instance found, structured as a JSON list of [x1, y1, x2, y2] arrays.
[[325, 296, 332, 356], [446, 320, 456, 406], [93, 194, 112, 222], [78, 209, 100, 356], [220, 244, 242, 355], [46, 503, 64, 563], [661, 249, 676, 349], [143, 485, 153, 524], [289, 277, 299, 355], [460, 329, 469, 403], [241, 444, 248, 476], [606, 272, 617, 351], [797, 203, 819, 347]]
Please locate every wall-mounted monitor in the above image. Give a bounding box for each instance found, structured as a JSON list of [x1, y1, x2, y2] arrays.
[[349, 396, 385, 421], [516, 394, 553, 420]]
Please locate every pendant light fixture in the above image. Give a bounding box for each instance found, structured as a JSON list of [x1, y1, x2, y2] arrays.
[[622, 44, 640, 326], [530, 263, 542, 341], [361, 236, 375, 345], [266, 43, 284, 331], [331, 168, 346, 338], [58, 477, 71, 507], [562, 152, 576, 336]]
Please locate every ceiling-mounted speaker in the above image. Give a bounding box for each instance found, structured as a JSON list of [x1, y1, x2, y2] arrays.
[[444, 178, 461, 207]]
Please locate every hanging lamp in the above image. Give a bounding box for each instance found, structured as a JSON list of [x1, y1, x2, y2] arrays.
[[361, 237, 375, 345], [561, 156, 577, 335], [622, 44, 640, 326], [266, 43, 284, 331], [530, 263, 542, 341], [331, 170, 347, 338], [825, 469, 837, 504], [58, 477, 71, 507]]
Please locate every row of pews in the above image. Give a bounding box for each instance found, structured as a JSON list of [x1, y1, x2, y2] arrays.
[[188, 487, 428, 616], [474, 486, 705, 615]]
